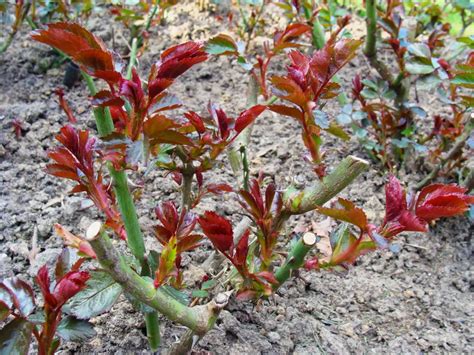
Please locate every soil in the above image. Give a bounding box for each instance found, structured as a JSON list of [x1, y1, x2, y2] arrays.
[[0, 2, 472, 354]]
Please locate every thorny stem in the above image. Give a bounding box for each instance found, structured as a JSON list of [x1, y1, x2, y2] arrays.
[[145, 311, 161, 352], [274, 233, 317, 287], [364, 0, 377, 58], [125, 44, 162, 350], [144, 4, 159, 32], [282, 155, 370, 215], [244, 1, 266, 51], [268, 156, 369, 281], [240, 146, 250, 191], [82, 73, 115, 135], [363, 0, 395, 84], [83, 73, 160, 350], [364, 0, 409, 112], [228, 75, 259, 189], [38, 306, 61, 355], [181, 165, 194, 210], [86, 225, 229, 335], [126, 37, 139, 80], [166, 292, 232, 355]]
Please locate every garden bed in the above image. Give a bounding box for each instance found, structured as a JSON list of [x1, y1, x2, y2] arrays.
[[0, 2, 472, 354]]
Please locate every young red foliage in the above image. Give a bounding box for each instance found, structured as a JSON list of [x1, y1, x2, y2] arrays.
[[47, 125, 125, 239], [316, 198, 369, 233], [150, 103, 265, 208], [11, 117, 24, 139], [239, 179, 282, 265], [269, 38, 361, 175], [54, 224, 96, 259], [379, 176, 428, 238], [153, 202, 202, 288], [35, 259, 89, 355], [198, 211, 277, 298], [32, 23, 209, 143], [369, 176, 472, 247], [415, 184, 474, 222], [31, 22, 120, 83], [55, 88, 77, 123], [0, 250, 91, 355], [272, 23, 311, 53], [313, 175, 473, 269], [198, 211, 233, 253], [100, 40, 208, 141], [380, 177, 473, 237], [150, 41, 208, 88], [207, 23, 311, 100], [36, 266, 89, 310]]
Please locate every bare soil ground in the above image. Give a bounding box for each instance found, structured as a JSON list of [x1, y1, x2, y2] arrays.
[[0, 2, 472, 354]]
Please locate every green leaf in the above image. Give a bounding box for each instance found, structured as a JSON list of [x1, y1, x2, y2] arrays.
[[407, 43, 431, 58], [2, 278, 35, 317], [457, 36, 474, 48], [405, 59, 434, 75], [452, 73, 474, 88], [417, 75, 441, 90], [205, 34, 239, 55], [161, 286, 189, 305], [147, 250, 160, 275], [325, 123, 350, 141], [0, 318, 33, 354], [336, 113, 351, 125], [313, 110, 329, 129], [0, 301, 10, 322], [27, 310, 45, 325], [155, 236, 177, 287], [191, 290, 209, 298], [453, 0, 472, 10], [64, 271, 122, 319], [413, 143, 428, 153], [0, 286, 13, 309], [444, 42, 468, 61], [361, 79, 378, 90], [57, 316, 96, 342], [237, 56, 252, 71], [392, 137, 410, 148], [341, 104, 352, 115], [352, 111, 367, 121], [201, 279, 217, 290], [437, 87, 455, 104], [381, 89, 396, 100], [361, 88, 378, 99], [407, 105, 427, 118], [330, 223, 356, 258]]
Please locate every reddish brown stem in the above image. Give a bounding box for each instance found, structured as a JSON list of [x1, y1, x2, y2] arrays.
[[38, 307, 61, 355]]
